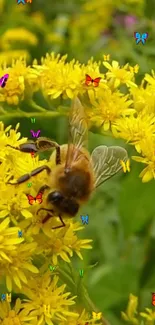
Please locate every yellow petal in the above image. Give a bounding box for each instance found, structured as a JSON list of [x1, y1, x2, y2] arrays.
[[0, 251, 11, 262], [141, 169, 154, 183], [22, 262, 39, 273], [38, 314, 44, 325], [103, 121, 110, 131], [112, 60, 119, 68], [13, 274, 22, 288], [103, 62, 112, 70], [66, 88, 73, 98], [114, 78, 120, 88], [121, 312, 129, 321], [21, 209, 33, 219], [0, 210, 9, 218], [52, 90, 62, 99], [17, 269, 28, 284], [5, 238, 23, 245], [0, 217, 10, 231]]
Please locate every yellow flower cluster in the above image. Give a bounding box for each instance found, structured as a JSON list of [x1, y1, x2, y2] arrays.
[[0, 121, 94, 324], [1, 53, 155, 181], [122, 293, 155, 325], [0, 49, 155, 323]]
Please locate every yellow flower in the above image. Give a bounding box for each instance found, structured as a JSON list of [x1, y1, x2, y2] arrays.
[[0, 298, 37, 324], [1, 28, 38, 49], [0, 57, 35, 105], [35, 53, 104, 101], [112, 113, 155, 152], [0, 121, 93, 295], [22, 273, 78, 325], [88, 90, 134, 131], [132, 137, 155, 182], [0, 50, 30, 64], [103, 60, 137, 88], [59, 308, 101, 325], [140, 308, 155, 322], [145, 70, 155, 89], [121, 294, 139, 324], [0, 217, 23, 262], [130, 83, 155, 114], [35, 52, 82, 99], [34, 222, 92, 264]]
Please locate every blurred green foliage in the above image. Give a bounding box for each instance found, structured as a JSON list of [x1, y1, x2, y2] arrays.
[[1, 0, 155, 323]]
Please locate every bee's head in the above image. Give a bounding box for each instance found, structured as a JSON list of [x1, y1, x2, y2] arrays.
[[47, 191, 63, 204], [47, 191, 79, 216]]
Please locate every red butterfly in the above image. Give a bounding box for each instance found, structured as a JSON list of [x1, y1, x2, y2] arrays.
[[85, 74, 101, 87], [152, 293, 155, 306], [26, 193, 43, 205]]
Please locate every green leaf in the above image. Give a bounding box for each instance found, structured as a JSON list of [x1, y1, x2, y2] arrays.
[[88, 260, 139, 310], [119, 163, 155, 236]]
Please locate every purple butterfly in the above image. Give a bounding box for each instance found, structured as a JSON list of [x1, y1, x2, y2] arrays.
[[30, 130, 41, 138], [0, 74, 9, 88]]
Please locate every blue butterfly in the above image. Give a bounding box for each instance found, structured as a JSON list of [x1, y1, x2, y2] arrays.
[[81, 215, 89, 225], [134, 32, 148, 45]]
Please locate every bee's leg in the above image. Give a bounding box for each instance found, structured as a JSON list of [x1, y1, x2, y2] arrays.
[[55, 146, 61, 165], [37, 185, 50, 195], [53, 215, 65, 229], [37, 208, 65, 228], [35, 138, 61, 165], [8, 165, 51, 185], [6, 143, 37, 154]]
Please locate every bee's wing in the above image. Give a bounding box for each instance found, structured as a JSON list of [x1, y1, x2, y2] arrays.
[[90, 145, 128, 188], [65, 97, 88, 171]]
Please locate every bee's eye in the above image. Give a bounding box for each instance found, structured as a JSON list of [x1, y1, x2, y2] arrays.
[[47, 191, 63, 203]]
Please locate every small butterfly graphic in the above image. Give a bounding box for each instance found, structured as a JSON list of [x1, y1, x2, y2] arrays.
[[103, 54, 110, 61], [26, 193, 43, 205], [120, 159, 130, 173], [30, 130, 41, 138], [152, 293, 155, 306], [92, 312, 102, 320], [85, 74, 101, 87], [81, 215, 89, 225], [0, 74, 9, 88], [134, 32, 148, 45]]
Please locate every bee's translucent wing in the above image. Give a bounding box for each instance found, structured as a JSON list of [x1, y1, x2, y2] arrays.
[[65, 97, 88, 171], [90, 145, 128, 188]]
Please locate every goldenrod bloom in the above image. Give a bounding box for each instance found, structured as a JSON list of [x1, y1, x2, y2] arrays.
[[1, 28, 38, 49], [140, 308, 155, 322], [87, 90, 134, 131], [34, 221, 92, 264], [103, 60, 137, 88], [0, 58, 38, 105], [112, 113, 155, 153], [59, 308, 101, 325], [121, 294, 139, 324], [0, 298, 37, 324], [0, 50, 30, 64], [22, 273, 78, 324]]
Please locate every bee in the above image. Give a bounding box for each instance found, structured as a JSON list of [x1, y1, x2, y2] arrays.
[[8, 97, 128, 228]]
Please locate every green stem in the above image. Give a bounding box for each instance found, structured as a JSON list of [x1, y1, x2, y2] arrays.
[[82, 284, 111, 325], [0, 111, 65, 119], [28, 100, 46, 112]]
